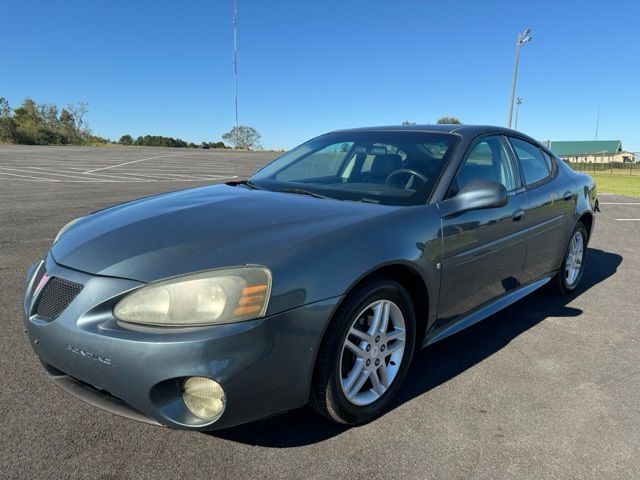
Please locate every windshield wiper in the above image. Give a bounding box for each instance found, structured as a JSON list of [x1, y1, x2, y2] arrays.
[[275, 188, 331, 200], [227, 179, 262, 190]]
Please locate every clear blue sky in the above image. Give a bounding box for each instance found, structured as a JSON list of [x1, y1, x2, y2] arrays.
[[2, 0, 638, 150]]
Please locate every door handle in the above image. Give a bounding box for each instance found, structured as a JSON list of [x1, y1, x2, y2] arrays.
[[512, 209, 525, 222], [563, 191, 573, 201]]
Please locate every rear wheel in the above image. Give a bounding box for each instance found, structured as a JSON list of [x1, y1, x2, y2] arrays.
[[551, 222, 588, 295], [310, 277, 416, 425]]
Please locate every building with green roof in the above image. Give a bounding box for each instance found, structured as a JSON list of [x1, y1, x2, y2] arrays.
[[547, 140, 636, 163]]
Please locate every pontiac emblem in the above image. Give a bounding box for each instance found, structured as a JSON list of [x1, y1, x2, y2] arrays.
[[66, 344, 112, 365]]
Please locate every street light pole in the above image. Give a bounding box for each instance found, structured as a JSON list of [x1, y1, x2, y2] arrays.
[[232, 0, 239, 128], [507, 29, 532, 129], [514, 97, 523, 130]]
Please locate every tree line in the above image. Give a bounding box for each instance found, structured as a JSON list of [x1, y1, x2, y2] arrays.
[[0, 97, 95, 145], [3, 96, 465, 151], [1, 96, 457, 152], [117, 134, 228, 149], [0, 97, 238, 149], [402, 117, 462, 125]]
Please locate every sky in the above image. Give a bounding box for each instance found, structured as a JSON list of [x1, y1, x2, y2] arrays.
[[2, 0, 639, 151]]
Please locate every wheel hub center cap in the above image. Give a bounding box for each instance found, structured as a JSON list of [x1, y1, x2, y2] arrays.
[[371, 345, 379, 357]]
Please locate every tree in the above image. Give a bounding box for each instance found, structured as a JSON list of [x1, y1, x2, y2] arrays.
[[0, 96, 105, 146], [59, 109, 76, 144], [13, 99, 49, 144], [0, 97, 16, 142], [222, 125, 261, 150], [0, 97, 10, 117], [67, 101, 90, 139], [119, 134, 133, 145], [437, 117, 461, 124]]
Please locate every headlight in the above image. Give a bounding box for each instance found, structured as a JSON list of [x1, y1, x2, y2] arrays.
[[113, 266, 271, 326], [54, 216, 85, 243]]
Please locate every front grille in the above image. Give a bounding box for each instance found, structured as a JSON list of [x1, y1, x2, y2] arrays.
[[34, 277, 83, 320]]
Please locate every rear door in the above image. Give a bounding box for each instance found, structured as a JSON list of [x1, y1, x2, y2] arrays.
[[436, 135, 528, 326], [506, 137, 575, 283]]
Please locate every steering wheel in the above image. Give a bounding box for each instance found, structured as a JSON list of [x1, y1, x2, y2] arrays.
[[385, 169, 429, 189]]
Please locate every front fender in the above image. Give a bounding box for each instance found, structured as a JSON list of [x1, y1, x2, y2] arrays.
[[266, 204, 442, 322]]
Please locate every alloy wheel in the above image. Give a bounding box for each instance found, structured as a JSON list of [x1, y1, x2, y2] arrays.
[[339, 300, 406, 406], [565, 230, 585, 287]]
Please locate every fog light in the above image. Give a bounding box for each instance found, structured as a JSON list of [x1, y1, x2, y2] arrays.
[[182, 377, 226, 421]]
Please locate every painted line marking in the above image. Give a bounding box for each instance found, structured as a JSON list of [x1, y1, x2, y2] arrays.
[[83, 153, 192, 174], [0, 171, 54, 181], [0, 166, 112, 182], [105, 171, 229, 178], [614, 219, 640, 221], [86, 171, 238, 181], [14, 166, 153, 182], [0, 170, 238, 183]]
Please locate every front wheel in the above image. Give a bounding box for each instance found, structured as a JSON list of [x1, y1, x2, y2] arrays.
[[551, 222, 588, 295], [310, 277, 416, 425]]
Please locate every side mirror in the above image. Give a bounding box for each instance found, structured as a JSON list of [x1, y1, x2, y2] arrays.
[[438, 180, 508, 218]]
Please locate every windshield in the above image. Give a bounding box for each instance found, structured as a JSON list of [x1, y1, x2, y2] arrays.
[[249, 131, 459, 206]]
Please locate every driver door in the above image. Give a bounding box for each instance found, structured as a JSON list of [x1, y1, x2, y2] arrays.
[[436, 135, 528, 327]]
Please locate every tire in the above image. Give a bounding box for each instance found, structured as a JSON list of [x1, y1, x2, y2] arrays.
[[309, 277, 416, 425], [551, 222, 588, 295]]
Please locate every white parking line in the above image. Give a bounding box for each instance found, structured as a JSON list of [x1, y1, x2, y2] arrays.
[[614, 219, 640, 221], [0, 168, 238, 183], [0, 171, 53, 181], [83, 153, 192, 174], [0, 166, 111, 182], [15, 166, 155, 182]]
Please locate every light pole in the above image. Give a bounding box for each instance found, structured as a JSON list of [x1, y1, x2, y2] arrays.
[[514, 96, 523, 130], [507, 29, 532, 129], [232, 0, 239, 127]]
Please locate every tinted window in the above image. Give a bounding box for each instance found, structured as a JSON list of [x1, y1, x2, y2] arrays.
[[275, 142, 353, 182], [509, 137, 550, 185], [251, 131, 459, 206], [448, 136, 517, 197], [541, 150, 554, 170], [359, 144, 407, 173]]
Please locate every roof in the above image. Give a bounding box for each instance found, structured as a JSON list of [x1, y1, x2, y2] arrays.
[[548, 140, 622, 156], [330, 124, 520, 136]]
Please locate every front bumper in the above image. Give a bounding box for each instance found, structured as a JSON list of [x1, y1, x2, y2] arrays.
[[24, 255, 341, 430]]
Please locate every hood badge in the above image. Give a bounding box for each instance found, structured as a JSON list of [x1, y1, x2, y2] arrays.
[[66, 344, 112, 365]]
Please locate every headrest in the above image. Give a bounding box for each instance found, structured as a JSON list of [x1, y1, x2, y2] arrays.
[[371, 154, 402, 177]]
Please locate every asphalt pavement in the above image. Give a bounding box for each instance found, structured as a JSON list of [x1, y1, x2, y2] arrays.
[[1, 145, 639, 479]]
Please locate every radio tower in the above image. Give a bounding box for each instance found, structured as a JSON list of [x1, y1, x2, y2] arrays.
[[232, 0, 239, 127]]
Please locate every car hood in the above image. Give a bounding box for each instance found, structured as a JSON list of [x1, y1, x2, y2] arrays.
[[51, 184, 392, 282]]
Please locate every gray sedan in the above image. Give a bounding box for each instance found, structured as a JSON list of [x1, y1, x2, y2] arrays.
[[23, 125, 597, 430]]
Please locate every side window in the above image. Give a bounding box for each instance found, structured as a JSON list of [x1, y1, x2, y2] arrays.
[[448, 136, 517, 197], [541, 150, 554, 170], [509, 137, 551, 186], [275, 142, 353, 181]]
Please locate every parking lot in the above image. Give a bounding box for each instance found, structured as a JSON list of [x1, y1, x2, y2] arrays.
[[1, 145, 639, 479]]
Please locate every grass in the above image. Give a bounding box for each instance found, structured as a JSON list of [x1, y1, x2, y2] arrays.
[[589, 172, 640, 198]]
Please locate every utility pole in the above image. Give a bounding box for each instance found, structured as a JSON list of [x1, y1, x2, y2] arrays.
[[507, 29, 532, 129], [232, 0, 239, 127], [514, 97, 523, 130]]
